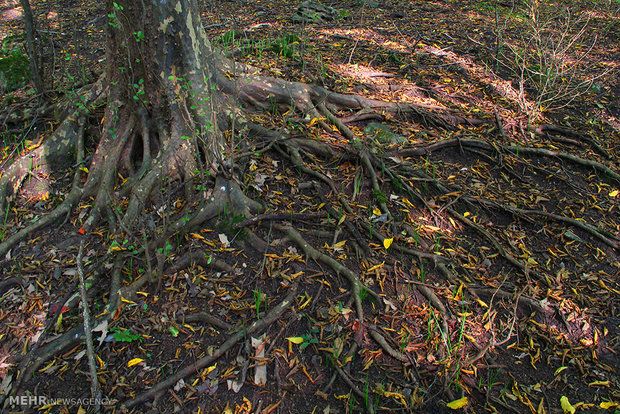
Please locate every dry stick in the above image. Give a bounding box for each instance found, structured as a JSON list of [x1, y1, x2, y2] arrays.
[[125, 285, 298, 408], [448, 207, 533, 276], [360, 153, 391, 218], [279, 225, 408, 364], [535, 124, 614, 161], [509, 206, 619, 250], [182, 312, 232, 331], [76, 240, 102, 413], [397, 142, 618, 248], [334, 363, 375, 414], [400, 138, 620, 184], [274, 143, 337, 193], [232, 212, 327, 229], [313, 184, 372, 257]]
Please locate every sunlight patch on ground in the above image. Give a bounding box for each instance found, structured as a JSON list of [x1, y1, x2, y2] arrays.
[[0, 8, 22, 22], [333, 63, 394, 82], [317, 27, 411, 54], [420, 42, 522, 105]]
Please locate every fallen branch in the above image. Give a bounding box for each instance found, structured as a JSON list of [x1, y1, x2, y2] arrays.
[[124, 283, 298, 408], [76, 239, 102, 413]]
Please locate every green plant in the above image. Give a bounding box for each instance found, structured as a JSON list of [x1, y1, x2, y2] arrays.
[[156, 240, 173, 257], [497, 0, 609, 124], [0, 51, 30, 92], [372, 189, 387, 204], [252, 288, 265, 319], [270, 34, 301, 59], [299, 331, 319, 350], [110, 327, 143, 343], [216, 30, 243, 48]]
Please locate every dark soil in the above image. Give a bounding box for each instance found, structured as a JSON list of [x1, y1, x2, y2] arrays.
[[0, 0, 618, 413]]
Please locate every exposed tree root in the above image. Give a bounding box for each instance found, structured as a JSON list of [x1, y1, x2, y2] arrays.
[[398, 137, 620, 184], [2, 9, 618, 411], [76, 239, 102, 413], [125, 283, 298, 408]]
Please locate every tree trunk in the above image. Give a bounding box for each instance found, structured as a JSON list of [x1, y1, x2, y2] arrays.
[[20, 0, 43, 95], [98, 0, 226, 172], [81, 0, 240, 227]]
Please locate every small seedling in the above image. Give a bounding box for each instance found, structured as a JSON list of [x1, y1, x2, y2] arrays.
[[111, 327, 143, 343]]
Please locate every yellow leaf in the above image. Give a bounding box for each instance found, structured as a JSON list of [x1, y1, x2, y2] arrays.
[[560, 396, 575, 414], [127, 358, 144, 367], [383, 391, 407, 406], [333, 240, 347, 249], [447, 397, 468, 409], [309, 117, 325, 126], [383, 238, 393, 249], [110, 245, 123, 251], [463, 212, 470, 217], [609, 190, 618, 197], [600, 401, 618, 409], [337, 215, 346, 226], [475, 298, 488, 308], [588, 380, 609, 387], [189, 233, 204, 240], [286, 337, 304, 344], [55, 313, 63, 331], [39, 359, 57, 373], [373, 207, 382, 216], [554, 366, 567, 376], [121, 297, 136, 304], [203, 363, 217, 376]]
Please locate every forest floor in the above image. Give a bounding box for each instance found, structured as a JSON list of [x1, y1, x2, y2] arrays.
[[0, 0, 619, 413]]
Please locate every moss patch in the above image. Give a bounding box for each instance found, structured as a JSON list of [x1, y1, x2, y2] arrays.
[[0, 51, 31, 92]]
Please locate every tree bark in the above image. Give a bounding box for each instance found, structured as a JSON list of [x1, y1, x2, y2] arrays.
[[20, 0, 43, 95]]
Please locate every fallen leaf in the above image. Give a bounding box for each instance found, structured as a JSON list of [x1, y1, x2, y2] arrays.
[[560, 396, 575, 414], [218, 233, 230, 247], [447, 396, 468, 409], [127, 358, 144, 367], [286, 337, 304, 344]]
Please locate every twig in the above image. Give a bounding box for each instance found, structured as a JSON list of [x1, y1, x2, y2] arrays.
[[125, 283, 298, 408], [77, 239, 102, 413], [233, 212, 326, 229]]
